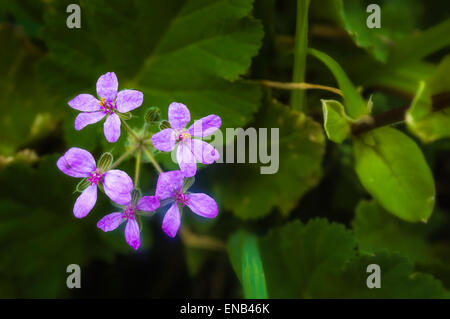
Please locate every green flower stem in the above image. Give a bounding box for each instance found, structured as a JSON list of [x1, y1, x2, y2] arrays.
[[259, 79, 342, 96], [351, 92, 450, 135], [111, 145, 138, 169], [290, 0, 311, 110], [142, 147, 163, 174], [120, 118, 139, 140], [134, 149, 141, 188], [143, 139, 153, 146]]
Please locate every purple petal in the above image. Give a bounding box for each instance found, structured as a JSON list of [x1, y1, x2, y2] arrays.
[[187, 115, 221, 137], [136, 196, 160, 212], [177, 143, 197, 177], [152, 129, 177, 152], [115, 89, 143, 113], [125, 219, 140, 250], [155, 170, 184, 200], [168, 102, 190, 130], [75, 112, 105, 130], [190, 139, 220, 164], [187, 193, 218, 218], [96, 72, 118, 101], [162, 203, 181, 238], [97, 212, 124, 232], [103, 169, 133, 205], [68, 94, 100, 112], [57, 147, 96, 178], [73, 185, 97, 218], [104, 113, 121, 143]]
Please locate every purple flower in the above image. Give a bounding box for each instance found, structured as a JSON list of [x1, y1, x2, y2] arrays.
[[152, 102, 221, 177], [97, 196, 160, 250], [155, 170, 218, 238], [68, 72, 143, 143], [57, 147, 133, 218]]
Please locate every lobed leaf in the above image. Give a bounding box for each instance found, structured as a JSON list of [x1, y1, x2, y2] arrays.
[[213, 99, 324, 220]]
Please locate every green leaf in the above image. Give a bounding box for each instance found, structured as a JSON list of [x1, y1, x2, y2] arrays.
[[257, 218, 448, 298], [390, 18, 450, 66], [428, 55, 450, 95], [353, 200, 435, 263], [0, 24, 58, 156], [0, 155, 133, 297], [213, 99, 324, 220], [339, 0, 422, 63], [353, 126, 435, 222], [321, 99, 351, 143], [39, 0, 264, 135], [323, 252, 449, 298], [259, 219, 356, 298], [228, 231, 268, 299], [406, 57, 450, 143], [309, 48, 368, 119]]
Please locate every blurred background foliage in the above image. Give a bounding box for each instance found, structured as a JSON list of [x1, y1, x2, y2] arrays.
[[0, 0, 450, 298]]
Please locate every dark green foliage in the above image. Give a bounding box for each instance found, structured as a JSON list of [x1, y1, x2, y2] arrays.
[[1, 0, 450, 298]]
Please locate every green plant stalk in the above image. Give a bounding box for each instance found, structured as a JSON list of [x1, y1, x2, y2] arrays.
[[142, 147, 163, 174], [290, 0, 311, 111], [120, 118, 139, 140], [134, 149, 141, 188], [111, 145, 139, 169]]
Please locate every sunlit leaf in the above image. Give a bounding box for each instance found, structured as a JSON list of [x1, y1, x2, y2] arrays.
[[309, 48, 368, 119], [321, 99, 351, 143], [228, 231, 268, 299], [353, 126, 435, 222], [406, 56, 450, 143]]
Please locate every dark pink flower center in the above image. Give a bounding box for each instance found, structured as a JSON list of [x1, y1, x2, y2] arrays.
[[177, 132, 192, 143], [99, 98, 116, 114], [122, 206, 135, 221], [87, 170, 104, 185], [174, 190, 189, 207]]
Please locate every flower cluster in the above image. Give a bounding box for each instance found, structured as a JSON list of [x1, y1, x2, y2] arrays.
[[58, 72, 221, 250]]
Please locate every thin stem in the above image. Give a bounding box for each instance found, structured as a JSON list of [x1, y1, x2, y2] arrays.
[[180, 226, 226, 251], [120, 118, 139, 140], [291, 0, 311, 110], [111, 145, 138, 169], [351, 92, 450, 135], [134, 149, 141, 188], [142, 147, 163, 174], [143, 138, 153, 146], [260, 79, 343, 96]]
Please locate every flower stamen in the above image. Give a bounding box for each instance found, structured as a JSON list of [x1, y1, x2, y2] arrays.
[[177, 132, 192, 143], [99, 97, 117, 114], [122, 206, 135, 221], [87, 170, 104, 185], [174, 190, 189, 207]]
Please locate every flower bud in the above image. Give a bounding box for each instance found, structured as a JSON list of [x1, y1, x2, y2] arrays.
[[182, 176, 195, 192], [159, 120, 171, 130], [131, 188, 142, 206], [145, 107, 161, 125], [98, 152, 113, 172], [117, 112, 132, 120], [76, 178, 91, 193]]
